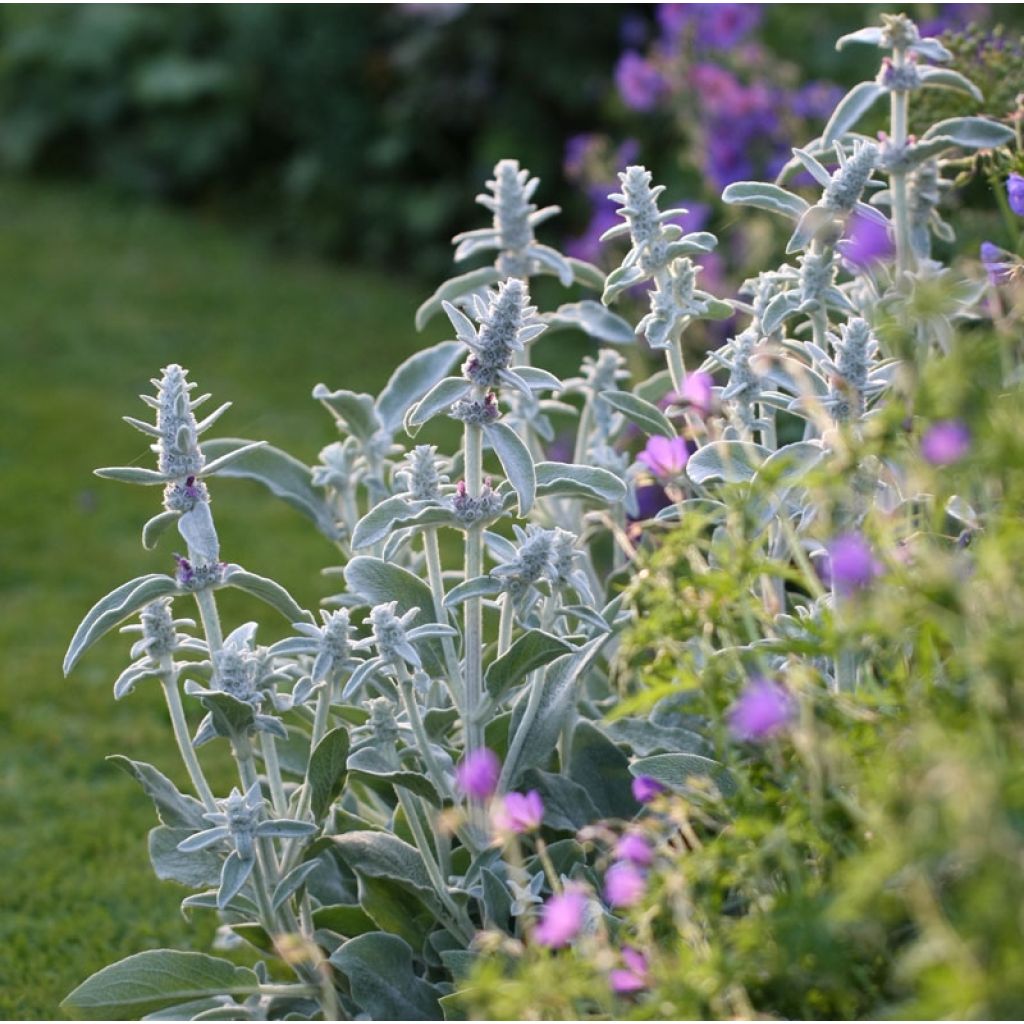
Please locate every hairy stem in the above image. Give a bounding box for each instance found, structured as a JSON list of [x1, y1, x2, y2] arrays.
[[889, 49, 914, 276], [158, 664, 217, 812], [463, 420, 485, 754]]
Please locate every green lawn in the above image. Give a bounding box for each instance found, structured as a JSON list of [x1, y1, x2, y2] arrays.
[[0, 178, 438, 1018]]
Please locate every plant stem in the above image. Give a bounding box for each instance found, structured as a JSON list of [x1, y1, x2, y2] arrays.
[[463, 420, 485, 755], [158, 667, 217, 812], [889, 48, 914, 276], [497, 593, 514, 657], [397, 667, 452, 803], [423, 527, 464, 709], [193, 587, 224, 653], [667, 338, 688, 396], [260, 731, 289, 819]]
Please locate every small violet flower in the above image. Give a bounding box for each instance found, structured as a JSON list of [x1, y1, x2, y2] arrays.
[[981, 241, 1014, 285], [631, 775, 665, 803], [921, 420, 970, 466], [827, 532, 882, 596], [679, 371, 714, 416], [839, 211, 894, 270], [609, 947, 650, 995], [615, 832, 654, 868], [615, 51, 665, 112], [605, 861, 647, 908], [533, 887, 587, 948], [637, 435, 689, 479], [455, 747, 501, 800], [1007, 172, 1024, 217], [492, 790, 544, 834], [728, 677, 794, 742]]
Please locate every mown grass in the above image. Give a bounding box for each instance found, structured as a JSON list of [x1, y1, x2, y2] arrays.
[[0, 178, 438, 1018]]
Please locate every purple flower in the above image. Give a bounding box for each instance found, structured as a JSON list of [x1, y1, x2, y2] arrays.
[[679, 371, 714, 416], [839, 211, 894, 270], [615, 832, 654, 867], [1007, 173, 1024, 216], [615, 51, 666, 112], [563, 133, 598, 180], [826, 532, 881, 595], [728, 677, 794, 742], [631, 775, 665, 803], [921, 420, 970, 466], [609, 947, 650, 994], [566, 196, 620, 264], [791, 81, 845, 121], [695, 3, 762, 49], [492, 790, 544, 833], [605, 862, 647, 907], [981, 241, 1014, 284], [637, 435, 689, 479], [455, 747, 500, 800], [630, 483, 673, 524], [534, 887, 587, 948]]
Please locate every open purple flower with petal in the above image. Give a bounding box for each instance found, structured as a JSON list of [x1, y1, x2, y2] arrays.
[[728, 677, 794, 742], [839, 211, 894, 270], [638, 435, 689, 480], [615, 51, 666, 112], [492, 790, 544, 833], [455, 747, 500, 800], [1007, 172, 1024, 217], [921, 420, 970, 466], [981, 242, 1014, 285], [605, 861, 647, 907], [534, 887, 587, 948], [610, 947, 650, 994], [826, 532, 881, 596], [680, 371, 714, 416], [631, 775, 665, 803], [615, 832, 653, 867]]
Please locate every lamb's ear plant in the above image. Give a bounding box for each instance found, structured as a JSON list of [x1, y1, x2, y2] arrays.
[[61, 11, 1021, 1022]]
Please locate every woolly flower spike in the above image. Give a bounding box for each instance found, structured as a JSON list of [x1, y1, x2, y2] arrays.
[[444, 278, 547, 391], [822, 142, 879, 215], [113, 598, 204, 700], [728, 677, 794, 742], [451, 478, 504, 528], [602, 165, 717, 301], [837, 13, 952, 63], [545, 528, 594, 605], [921, 420, 970, 466], [175, 781, 315, 909], [394, 445, 448, 503], [711, 328, 769, 435], [275, 608, 360, 685], [804, 317, 885, 424], [636, 258, 729, 349], [151, 363, 211, 479], [453, 159, 572, 284], [491, 524, 556, 612], [534, 887, 587, 948], [455, 747, 501, 800]]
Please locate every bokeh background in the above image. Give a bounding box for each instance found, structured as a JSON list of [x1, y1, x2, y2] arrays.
[[1, 4, 1021, 1018]]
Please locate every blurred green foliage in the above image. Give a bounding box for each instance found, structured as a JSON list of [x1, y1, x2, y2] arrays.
[[462, 333, 1024, 1019]]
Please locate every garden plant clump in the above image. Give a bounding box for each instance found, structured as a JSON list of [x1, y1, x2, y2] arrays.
[[60, 13, 1024, 1021]]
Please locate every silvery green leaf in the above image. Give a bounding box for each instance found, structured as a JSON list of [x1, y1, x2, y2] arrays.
[[93, 466, 168, 485], [629, 752, 736, 797], [331, 831, 436, 900], [721, 182, 809, 220], [565, 257, 606, 290], [792, 147, 833, 188], [330, 933, 441, 1021], [271, 861, 322, 912], [255, 819, 317, 839], [701, 296, 735, 320], [199, 692, 255, 738], [786, 205, 838, 254], [176, 827, 230, 853], [545, 300, 636, 345], [835, 26, 884, 49], [653, 497, 727, 523], [141, 997, 234, 1021], [308, 726, 350, 820], [113, 664, 156, 700], [347, 746, 441, 804], [142, 510, 181, 550], [513, 366, 563, 391], [602, 263, 646, 305], [351, 496, 417, 550], [762, 292, 802, 335], [200, 441, 268, 478], [148, 826, 223, 888], [218, 851, 255, 910], [603, 390, 675, 439], [568, 720, 638, 819], [108, 756, 207, 829], [64, 574, 179, 675], [518, 768, 602, 831], [483, 421, 536, 516], [311, 386, 381, 442], [921, 117, 1014, 149], [822, 81, 884, 145], [177, 503, 220, 564], [414, 266, 503, 331], [405, 377, 471, 434], [686, 440, 770, 485], [222, 567, 309, 624], [375, 340, 463, 434], [910, 37, 952, 62], [485, 630, 573, 700], [918, 67, 982, 101], [443, 575, 502, 608], [753, 441, 826, 488], [530, 243, 574, 286], [199, 439, 336, 539], [61, 950, 259, 1019], [604, 718, 712, 757], [555, 604, 614, 633], [534, 462, 626, 504]]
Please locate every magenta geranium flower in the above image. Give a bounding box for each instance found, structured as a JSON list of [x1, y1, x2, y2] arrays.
[[680, 371, 714, 415], [637, 435, 689, 479], [609, 947, 650, 994], [615, 832, 654, 867], [455, 747, 501, 800], [605, 862, 647, 908], [534, 887, 587, 948], [631, 775, 665, 803], [728, 677, 794, 742], [826, 532, 881, 595], [491, 790, 544, 833], [921, 420, 970, 466]]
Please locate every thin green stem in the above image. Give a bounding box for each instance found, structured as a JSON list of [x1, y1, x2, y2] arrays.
[[397, 668, 453, 803], [260, 731, 289, 819], [497, 593, 514, 658], [423, 527, 464, 709], [889, 50, 914, 276], [158, 664, 217, 812], [463, 420, 485, 755], [193, 587, 224, 653], [667, 338, 688, 396]]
